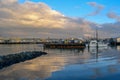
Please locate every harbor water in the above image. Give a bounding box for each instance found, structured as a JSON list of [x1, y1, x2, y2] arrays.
[[0, 44, 120, 80]]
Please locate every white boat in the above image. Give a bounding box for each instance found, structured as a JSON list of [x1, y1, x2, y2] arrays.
[[89, 40, 108, 47], [86, 27, 108, 48]]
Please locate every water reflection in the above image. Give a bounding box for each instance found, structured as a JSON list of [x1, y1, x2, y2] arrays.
[[88, 46, 108, 54], [0, 53, 68, 80], [117, 46, 120, 51], [0, 44, 120, 80], [0, 44, 44, 56]]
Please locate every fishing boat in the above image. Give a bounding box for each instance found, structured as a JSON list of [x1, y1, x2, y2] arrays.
[[87, 26, 108, 48], [89, 40, 108, 47]]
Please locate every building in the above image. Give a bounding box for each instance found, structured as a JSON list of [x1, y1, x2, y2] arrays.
[[0, 38, 4, 43]]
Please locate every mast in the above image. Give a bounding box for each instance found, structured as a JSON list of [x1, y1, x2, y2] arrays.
[[96, 28, 98, 41], [96, 27, 98, 60]]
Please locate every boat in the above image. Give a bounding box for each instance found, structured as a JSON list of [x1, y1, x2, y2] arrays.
[[87, 26, 108, 48], [89, 40, 108, 48]]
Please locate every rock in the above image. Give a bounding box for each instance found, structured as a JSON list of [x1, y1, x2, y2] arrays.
[[0, 51, 47, 69]]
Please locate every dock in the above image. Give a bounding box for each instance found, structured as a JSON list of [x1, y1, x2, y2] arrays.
[[44, 43, 86, 49]]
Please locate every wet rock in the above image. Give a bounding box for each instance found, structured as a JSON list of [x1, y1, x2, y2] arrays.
[[0, 51, 47, 69]]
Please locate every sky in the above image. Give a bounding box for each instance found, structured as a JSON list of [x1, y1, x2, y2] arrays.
[[0, 0, 120, 38], [18, 0, 120, 24]]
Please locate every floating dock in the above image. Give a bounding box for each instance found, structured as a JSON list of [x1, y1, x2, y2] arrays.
[[44, 43, 86, 49]]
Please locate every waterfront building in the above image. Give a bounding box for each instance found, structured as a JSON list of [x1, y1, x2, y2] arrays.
[[116, 37, 120, 45], [46, 38, 61, 43], [117, 38, 120, 43], [0, 39, 4, 43]]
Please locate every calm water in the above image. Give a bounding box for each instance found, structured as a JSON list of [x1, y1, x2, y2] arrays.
[[0, 44, 120, 80]]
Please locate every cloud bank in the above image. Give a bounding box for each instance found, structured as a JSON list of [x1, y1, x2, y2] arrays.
[[0, 0, 95, 38], [0, 0, 120, 38]]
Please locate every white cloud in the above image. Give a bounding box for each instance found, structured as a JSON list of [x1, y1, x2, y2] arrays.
[[0, 0, 94, 38], [87, 2, 104, 16], [107, 12, 120, 22]]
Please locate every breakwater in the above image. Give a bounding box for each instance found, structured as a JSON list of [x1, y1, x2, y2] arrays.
[[0, 51, 47, 69]]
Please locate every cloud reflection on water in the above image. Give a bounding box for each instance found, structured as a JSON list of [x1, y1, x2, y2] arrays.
[[0, 45, 120, 80]]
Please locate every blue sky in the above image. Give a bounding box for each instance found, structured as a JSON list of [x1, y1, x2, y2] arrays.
[[18, 0, 120, 24]]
